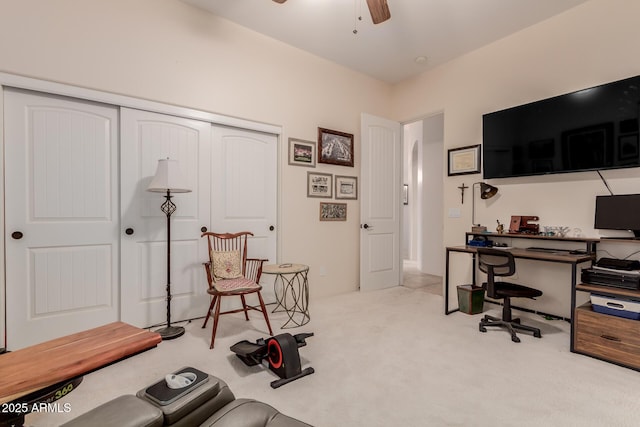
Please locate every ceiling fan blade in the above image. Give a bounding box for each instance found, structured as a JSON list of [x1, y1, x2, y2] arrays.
[[366, 0, 391, 24], [272, 0, 287, 3]]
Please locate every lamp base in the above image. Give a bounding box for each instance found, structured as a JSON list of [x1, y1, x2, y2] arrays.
[[155, 325, 185, 340]]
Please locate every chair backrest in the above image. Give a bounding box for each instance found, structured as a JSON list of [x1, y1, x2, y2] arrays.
[[476, 248, 516, 298], [202, 231, 252, 279]]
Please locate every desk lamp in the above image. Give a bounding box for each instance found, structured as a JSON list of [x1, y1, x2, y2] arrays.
[[147, 158, 191, 340], [471, 182, 498, 232]]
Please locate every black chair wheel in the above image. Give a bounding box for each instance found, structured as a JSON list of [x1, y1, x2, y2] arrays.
[[534, 331, 542, 338], [479, 325, 487, 333], [511, 335, 521, 343]]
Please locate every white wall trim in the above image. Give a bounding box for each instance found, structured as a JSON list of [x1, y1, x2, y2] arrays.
[[0, 72, 282, 135]]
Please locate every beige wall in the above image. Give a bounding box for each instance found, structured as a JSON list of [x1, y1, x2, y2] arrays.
[[0, 0, 393, 305], [391, 0, 640, 317], [2, 0, 640, 319], [393, 0, 640, 246]]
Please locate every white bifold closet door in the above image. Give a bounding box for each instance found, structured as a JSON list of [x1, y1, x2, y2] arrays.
[[211, 126, 278, 303], [4, 88, 120, 350], [4, 91, 278, 349], [120, 108, 211, 328]]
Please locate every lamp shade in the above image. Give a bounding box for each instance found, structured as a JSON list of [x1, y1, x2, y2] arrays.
[[147, 158, 191, 193], [472, 182, 499, 226], [479, 183, 498, 199]]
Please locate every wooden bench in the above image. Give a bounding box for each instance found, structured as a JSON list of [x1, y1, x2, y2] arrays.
[[0, 322, 161, 405]]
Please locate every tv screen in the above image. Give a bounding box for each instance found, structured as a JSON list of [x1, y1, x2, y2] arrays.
[[483, 75, 640, 179], [594, 194, 640, 238]]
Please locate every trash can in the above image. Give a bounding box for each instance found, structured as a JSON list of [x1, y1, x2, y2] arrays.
[[457, 284, 485, 314]]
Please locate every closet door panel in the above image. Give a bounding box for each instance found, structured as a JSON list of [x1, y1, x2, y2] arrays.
[[4, 88, 119, 350], [120, 108, 210, 328], [211, 126, 277, 302]]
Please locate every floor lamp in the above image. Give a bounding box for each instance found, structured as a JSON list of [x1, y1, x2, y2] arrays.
[[147, 158, 191, 340]]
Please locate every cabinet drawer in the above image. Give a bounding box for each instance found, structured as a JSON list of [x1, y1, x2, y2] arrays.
[[574, 304, 640, 369]]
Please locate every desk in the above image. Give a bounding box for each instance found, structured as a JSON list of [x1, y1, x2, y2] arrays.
[[0, 322, 161, 405], [445, 245, 594, 316], [263, 264, 310, 328]]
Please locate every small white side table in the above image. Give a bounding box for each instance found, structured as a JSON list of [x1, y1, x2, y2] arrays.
[[262, 263, 310, 328]]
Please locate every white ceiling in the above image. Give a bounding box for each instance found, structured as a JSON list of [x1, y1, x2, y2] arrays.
[[181, 0, 589, 84]]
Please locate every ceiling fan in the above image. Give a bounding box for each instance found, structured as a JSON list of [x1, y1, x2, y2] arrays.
[[272, 0, 391, 25]]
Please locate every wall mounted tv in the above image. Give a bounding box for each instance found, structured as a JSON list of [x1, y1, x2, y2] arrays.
[[483, 75, 640, 179]]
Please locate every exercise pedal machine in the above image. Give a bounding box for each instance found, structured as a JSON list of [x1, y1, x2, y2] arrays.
[[230, 333, 314, 389]]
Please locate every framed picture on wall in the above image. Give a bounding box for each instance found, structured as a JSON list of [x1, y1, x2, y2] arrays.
[[319, 202, 347, 221], [318, 127, 354, 167], [307, 172, 333, 198], [288, 138, 316, 167], [448, 144, 481, 176], [335, 175, 357, 200]]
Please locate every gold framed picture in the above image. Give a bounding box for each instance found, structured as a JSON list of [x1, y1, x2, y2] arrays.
[[448, 144, 481, 176]]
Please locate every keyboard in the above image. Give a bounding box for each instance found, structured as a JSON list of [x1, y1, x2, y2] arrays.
[[526, 247, 568, 253]]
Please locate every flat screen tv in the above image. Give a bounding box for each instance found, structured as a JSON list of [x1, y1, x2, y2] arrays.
[[594, 194, 640, 238], [483, 75, 640, 179]]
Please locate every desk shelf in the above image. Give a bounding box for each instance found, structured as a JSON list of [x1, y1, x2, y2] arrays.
[[466, 231, 599, 243], [576, 283, 640, 300]]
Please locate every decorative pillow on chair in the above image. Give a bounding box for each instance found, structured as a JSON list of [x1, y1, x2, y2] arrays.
[[211, 250, 242, 280]]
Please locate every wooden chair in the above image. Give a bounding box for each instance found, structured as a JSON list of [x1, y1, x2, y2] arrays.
[[201, 231, 273, 349]]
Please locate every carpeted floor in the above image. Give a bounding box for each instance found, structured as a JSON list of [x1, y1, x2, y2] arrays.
[[29, 286, 640, 427]]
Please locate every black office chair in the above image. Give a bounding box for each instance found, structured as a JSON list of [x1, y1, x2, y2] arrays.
[[476, 248, 543, 343]]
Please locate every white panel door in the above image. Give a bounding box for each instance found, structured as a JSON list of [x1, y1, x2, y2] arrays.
[[360, 113, 402, 291], [120, 108, 211, 328], [211, 126, 277, 302], [4, 88, 119, 350]]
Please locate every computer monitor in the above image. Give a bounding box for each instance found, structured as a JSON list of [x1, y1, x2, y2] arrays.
[[594, 194, 640, 238]]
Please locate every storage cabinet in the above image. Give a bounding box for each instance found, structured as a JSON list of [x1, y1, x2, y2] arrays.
[[574, 302, 640, 370], [574, 239, 640, 371]]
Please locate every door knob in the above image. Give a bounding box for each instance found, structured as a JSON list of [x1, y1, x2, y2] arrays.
[[362, 224, 373, 230], [269, 225, 275, 231], [201, 226, 208, 233], [11, 231, 23, 240], [125, 228, 134, 235]]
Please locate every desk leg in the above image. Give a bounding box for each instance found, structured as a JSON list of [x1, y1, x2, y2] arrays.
[[570, 262, 577, 352], [445, 249, 477, 315], [445, 249, 460, 315]]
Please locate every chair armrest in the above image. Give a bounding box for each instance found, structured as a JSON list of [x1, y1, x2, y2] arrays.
[[203, 261, 215, 288], [245, 258, 268, 283]]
